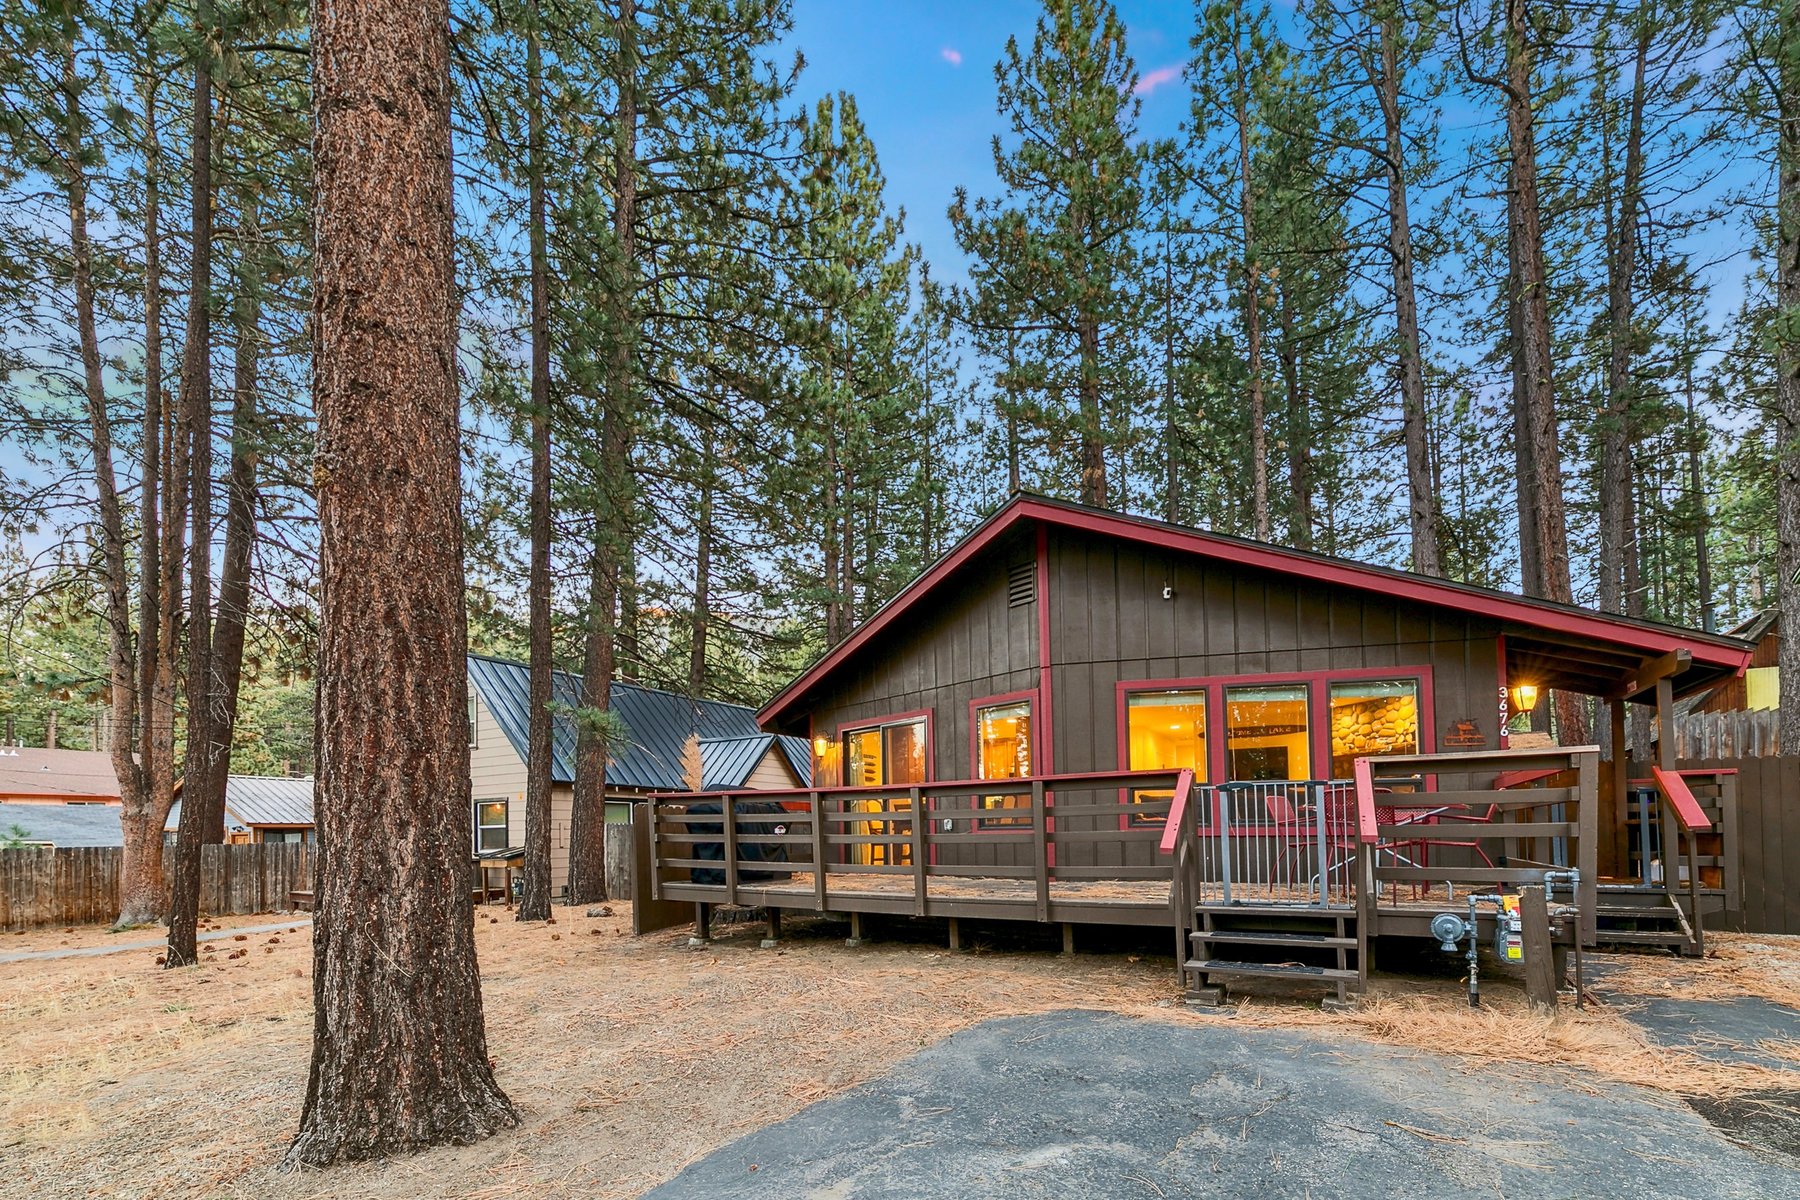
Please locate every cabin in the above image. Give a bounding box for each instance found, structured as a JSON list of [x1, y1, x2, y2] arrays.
[[648, 494, 1756, 1005], [166, 776, 315, 844], [468, 654, 809, 896]]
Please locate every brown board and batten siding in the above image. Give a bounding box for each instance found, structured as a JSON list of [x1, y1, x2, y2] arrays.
[[1044, 525, 1504, 771], [1040, 526, 1504, 874], [797, 528, 1041, 787]]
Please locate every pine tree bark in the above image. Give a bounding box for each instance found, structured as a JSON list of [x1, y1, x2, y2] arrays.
[[1598, 21, 1650, 617], [1376, 12, 1439, 575], [202, 243, 263, 831], [169, 0, 219, 967], [286, 0, 518, 1165], [568, 0, 639, 904], [518, 0, 555, 923], [1776, 0, 1800, 754], [61, 29, 171, 928]]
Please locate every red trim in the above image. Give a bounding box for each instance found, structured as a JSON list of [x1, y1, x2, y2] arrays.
[[833, 708, 935, 787], [1035, 523, 1056, 774], [1652, 766, 1714, 831], [969, 689, 1039, 835], [758, 495, 1752, 727]]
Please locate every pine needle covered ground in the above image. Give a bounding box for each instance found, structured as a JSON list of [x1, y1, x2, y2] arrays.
[[2, 908, 1796, 1198]]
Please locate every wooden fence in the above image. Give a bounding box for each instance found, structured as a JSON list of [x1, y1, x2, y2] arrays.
[[1680, 755, 1800, 936], [1677, 710, 1781, 758], [0, 843, 314, 931]]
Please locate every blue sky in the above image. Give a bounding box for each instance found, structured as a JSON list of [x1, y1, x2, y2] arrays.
[[784, 0, 1201, 289]]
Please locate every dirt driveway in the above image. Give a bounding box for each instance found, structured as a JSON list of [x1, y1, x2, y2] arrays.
[[2, 908, 1797, 1199]]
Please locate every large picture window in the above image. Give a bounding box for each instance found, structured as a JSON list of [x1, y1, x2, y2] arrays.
[[1125, 690, 1207, 824], [975, 698, 1032, 827], [1328, 678, 1421, 778], [1225, 684, 1311, 782], [474, 799, 509, 854]]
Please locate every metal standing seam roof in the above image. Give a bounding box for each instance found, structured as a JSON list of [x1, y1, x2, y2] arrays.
[[164, 776, 315, 833], [221, 776, 314, 826], [467, 654, 799, 791], [0, 800, 123, 847], [697, 734, 813, 790]]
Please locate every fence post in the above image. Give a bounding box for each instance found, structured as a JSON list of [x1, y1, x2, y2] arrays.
[[910, 786, 927, 917]]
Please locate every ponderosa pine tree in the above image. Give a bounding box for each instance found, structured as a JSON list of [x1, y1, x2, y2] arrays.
[[287, 0, 517, 1164], [951, 0, 1146, 509]]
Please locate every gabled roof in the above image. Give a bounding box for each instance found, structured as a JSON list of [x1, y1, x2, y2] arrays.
[[165, 776, 315, 833], [760, 492, 1757, 725], [0, 800, 121, 847], [697, 734, 811, 790], [222, 776, 314, 826], [0, 748, 122, 801], [467, 654, 769, 791]]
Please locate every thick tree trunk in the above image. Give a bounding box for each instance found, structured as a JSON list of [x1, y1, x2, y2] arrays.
[[1378, 14, 1439, 575], [1778, 0, 1800, 754], [1598, 24, 1650, 617], [169, 0, 218, 967], [286, 0, 518, 1165], [519, 0, 555, 923]]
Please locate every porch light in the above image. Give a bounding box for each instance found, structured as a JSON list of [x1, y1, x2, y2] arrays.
[[812, 736, 829, 757], [1509, 683, 1540, 715]]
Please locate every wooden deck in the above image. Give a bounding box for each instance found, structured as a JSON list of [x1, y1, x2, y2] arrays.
[[650, 748, 1733, 998]]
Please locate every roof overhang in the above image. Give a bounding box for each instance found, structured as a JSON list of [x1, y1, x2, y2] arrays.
[[759, 494, 1755, 726]]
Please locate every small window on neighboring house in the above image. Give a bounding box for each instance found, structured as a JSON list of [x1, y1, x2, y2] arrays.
[[474, 799, 509, 854], [467, 695, 479, 749]]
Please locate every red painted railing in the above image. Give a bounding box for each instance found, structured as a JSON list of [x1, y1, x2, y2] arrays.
[[1651, 766, 1713, 832], [1157, 768, 1196, 855]]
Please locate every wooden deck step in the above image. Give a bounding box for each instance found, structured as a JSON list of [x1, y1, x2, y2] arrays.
[[1192, 902, 1355, 919], [1192, 929, 1356, 949], [1593, 930, 1689, 945], [1187, 959, 1360, 982]]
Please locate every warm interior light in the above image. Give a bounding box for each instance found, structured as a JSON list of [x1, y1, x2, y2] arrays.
[[1509, 683, 1540, 715]]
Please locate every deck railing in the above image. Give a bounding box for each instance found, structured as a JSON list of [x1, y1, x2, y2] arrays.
[[1632, 766, 1739, 951], [648, 769, 1193, 923], [1353, 745, 1600, 943]]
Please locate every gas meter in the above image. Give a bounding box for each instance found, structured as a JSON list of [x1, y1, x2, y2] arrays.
[[1495, 894, 1524, 963]]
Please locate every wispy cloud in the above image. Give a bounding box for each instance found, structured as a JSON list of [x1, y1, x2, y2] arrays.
[[1134, 63, 1184, 96], [941, 47, 963, 67]]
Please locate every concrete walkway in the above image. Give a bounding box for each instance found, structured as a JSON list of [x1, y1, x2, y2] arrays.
[[0, 918, 310, 965], [647, 1009, 1795, 1200]]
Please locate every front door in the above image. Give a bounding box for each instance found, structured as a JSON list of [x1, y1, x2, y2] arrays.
[[844, 718, 926, 866]]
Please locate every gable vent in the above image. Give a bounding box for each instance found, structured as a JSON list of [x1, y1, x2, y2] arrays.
[[1007, 560, 1036, 608]]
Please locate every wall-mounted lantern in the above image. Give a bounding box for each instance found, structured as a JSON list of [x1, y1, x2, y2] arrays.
[[1508, 683, 1540, 716]]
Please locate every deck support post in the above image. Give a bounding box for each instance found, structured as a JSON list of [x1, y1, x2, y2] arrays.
[[948, 916, 962, 951], [761, 907, 781, 949], [1519, 885, 1556, 1010], [845, 910, 863, 948], [1061, 922, 1075, 956], [688, 902, 711, 946]]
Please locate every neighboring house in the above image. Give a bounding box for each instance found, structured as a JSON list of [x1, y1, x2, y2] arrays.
[[0, 748, 122, 804], [0, 800, 122, 847], [165, 776, 316, 844], [467, 654, 808, 894], [1690, 610, 1779, 714]]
